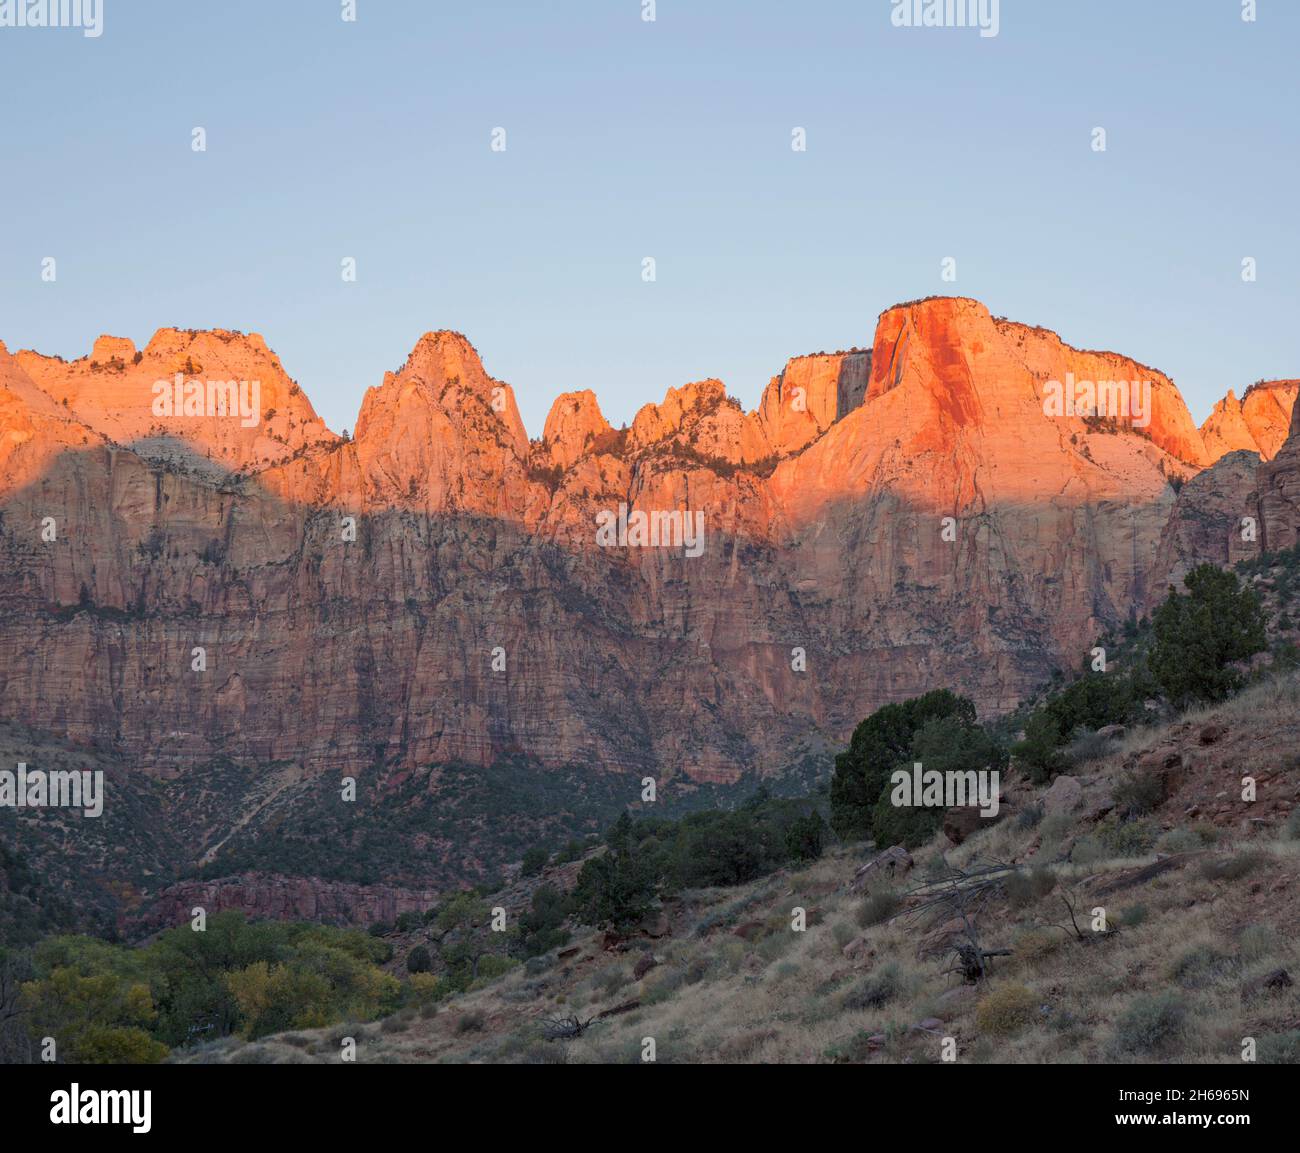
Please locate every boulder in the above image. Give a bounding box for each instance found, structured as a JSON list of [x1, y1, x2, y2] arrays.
[[1138, 747, 1188, 799], [936, 984, 977, 1010], [1242, 968, 1293, 1000], [1199, 723, 1228, 746], [1042, 775, 1084, 816], [943, 805, 1003, 845], [842, 936, 876, 965]]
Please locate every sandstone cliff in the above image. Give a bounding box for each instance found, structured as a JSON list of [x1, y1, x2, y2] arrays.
[[1201, 380, 1298, 463], [1, 299, 1293, 916], [1257, 396, 1300, 552]]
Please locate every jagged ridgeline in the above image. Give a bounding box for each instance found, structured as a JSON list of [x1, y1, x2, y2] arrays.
[[1, 300, 1299, 931]]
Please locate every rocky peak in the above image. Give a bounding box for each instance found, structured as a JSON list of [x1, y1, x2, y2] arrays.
[[394, 330, 491, 392], [12, 327, 336, 474], [2, 302, 1298, 849], [867, 296, 1209, 468], [355, 331, 527, 448], [542, 390, 614, 470], [90, 335, 138, 364], [752, 349, 872, 458], [1202, 380, 1298, 463], [628, 379, 730, 450], [0, 342, 106, 498], [346, 331, 530, 513]]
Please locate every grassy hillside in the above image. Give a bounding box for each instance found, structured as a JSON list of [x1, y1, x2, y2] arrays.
[[179, 673, 1300, 1065]]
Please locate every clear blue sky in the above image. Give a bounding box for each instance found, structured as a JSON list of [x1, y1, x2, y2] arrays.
[[1, 0, 1296, 437]]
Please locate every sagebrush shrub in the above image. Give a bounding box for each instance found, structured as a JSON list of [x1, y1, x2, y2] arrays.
[[975, 984, 1038, 1036], [856, 889, 900, 928], [1111, 992, 1188, 1056], [843, 963, 901, 1011]]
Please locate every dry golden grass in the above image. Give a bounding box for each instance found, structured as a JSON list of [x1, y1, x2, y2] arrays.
[[185, 675, 1300, 1066]]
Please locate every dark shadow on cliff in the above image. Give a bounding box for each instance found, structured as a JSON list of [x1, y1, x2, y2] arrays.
[[0, 433, 1260, 929]]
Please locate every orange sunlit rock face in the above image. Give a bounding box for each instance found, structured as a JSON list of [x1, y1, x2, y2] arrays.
[[1201, 380, 1299, 463], [13, 328, 337, 474], [0, 299, 1293, 786]]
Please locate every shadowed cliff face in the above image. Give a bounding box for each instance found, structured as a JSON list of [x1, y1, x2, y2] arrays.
[[0, 300, 1292, 793], [1258, 397, 1300, 552]]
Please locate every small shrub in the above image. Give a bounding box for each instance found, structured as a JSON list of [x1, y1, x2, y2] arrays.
[[684, 955, 713, 986], [718, 1028, 779, 1062], [1283, 808, 1300, 841], [1117, 903, 1147, 928], [1112, 771, 1164, 818], [856, 889, 900, 928], [455, 1011, 486, 1035], [405, 972, 441, 1008], [522, 1041, 569, 1064], [1005, 866, 1056, 908], [642, 965, 688, 1006], [1156, 827, 1203, 854], [1071, 837, 1109, 865], [520, 845, 550, 877], [756, 929, 797, 963], [1111, 992, 1188, 1056], [1257, 1031, 1300, 1064], [1013, 929, 1062, 963], [831, 920, 856, 948], [406, 945, 432, 974], [843, 963, 902, 1011], [478, 955, 519, 982], [824, 1030, 879, 1063], [1238, 924, 1278, 963], [1200, 851, 1268, 882], [975, 984, 1038, 1036], [1015, 803, 1044, 832], [1065, 730, 1115, 767], [1168, 944, 1233, 989], [1038, 813, 1073, 849], [1075, 817, 1157, 863]]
